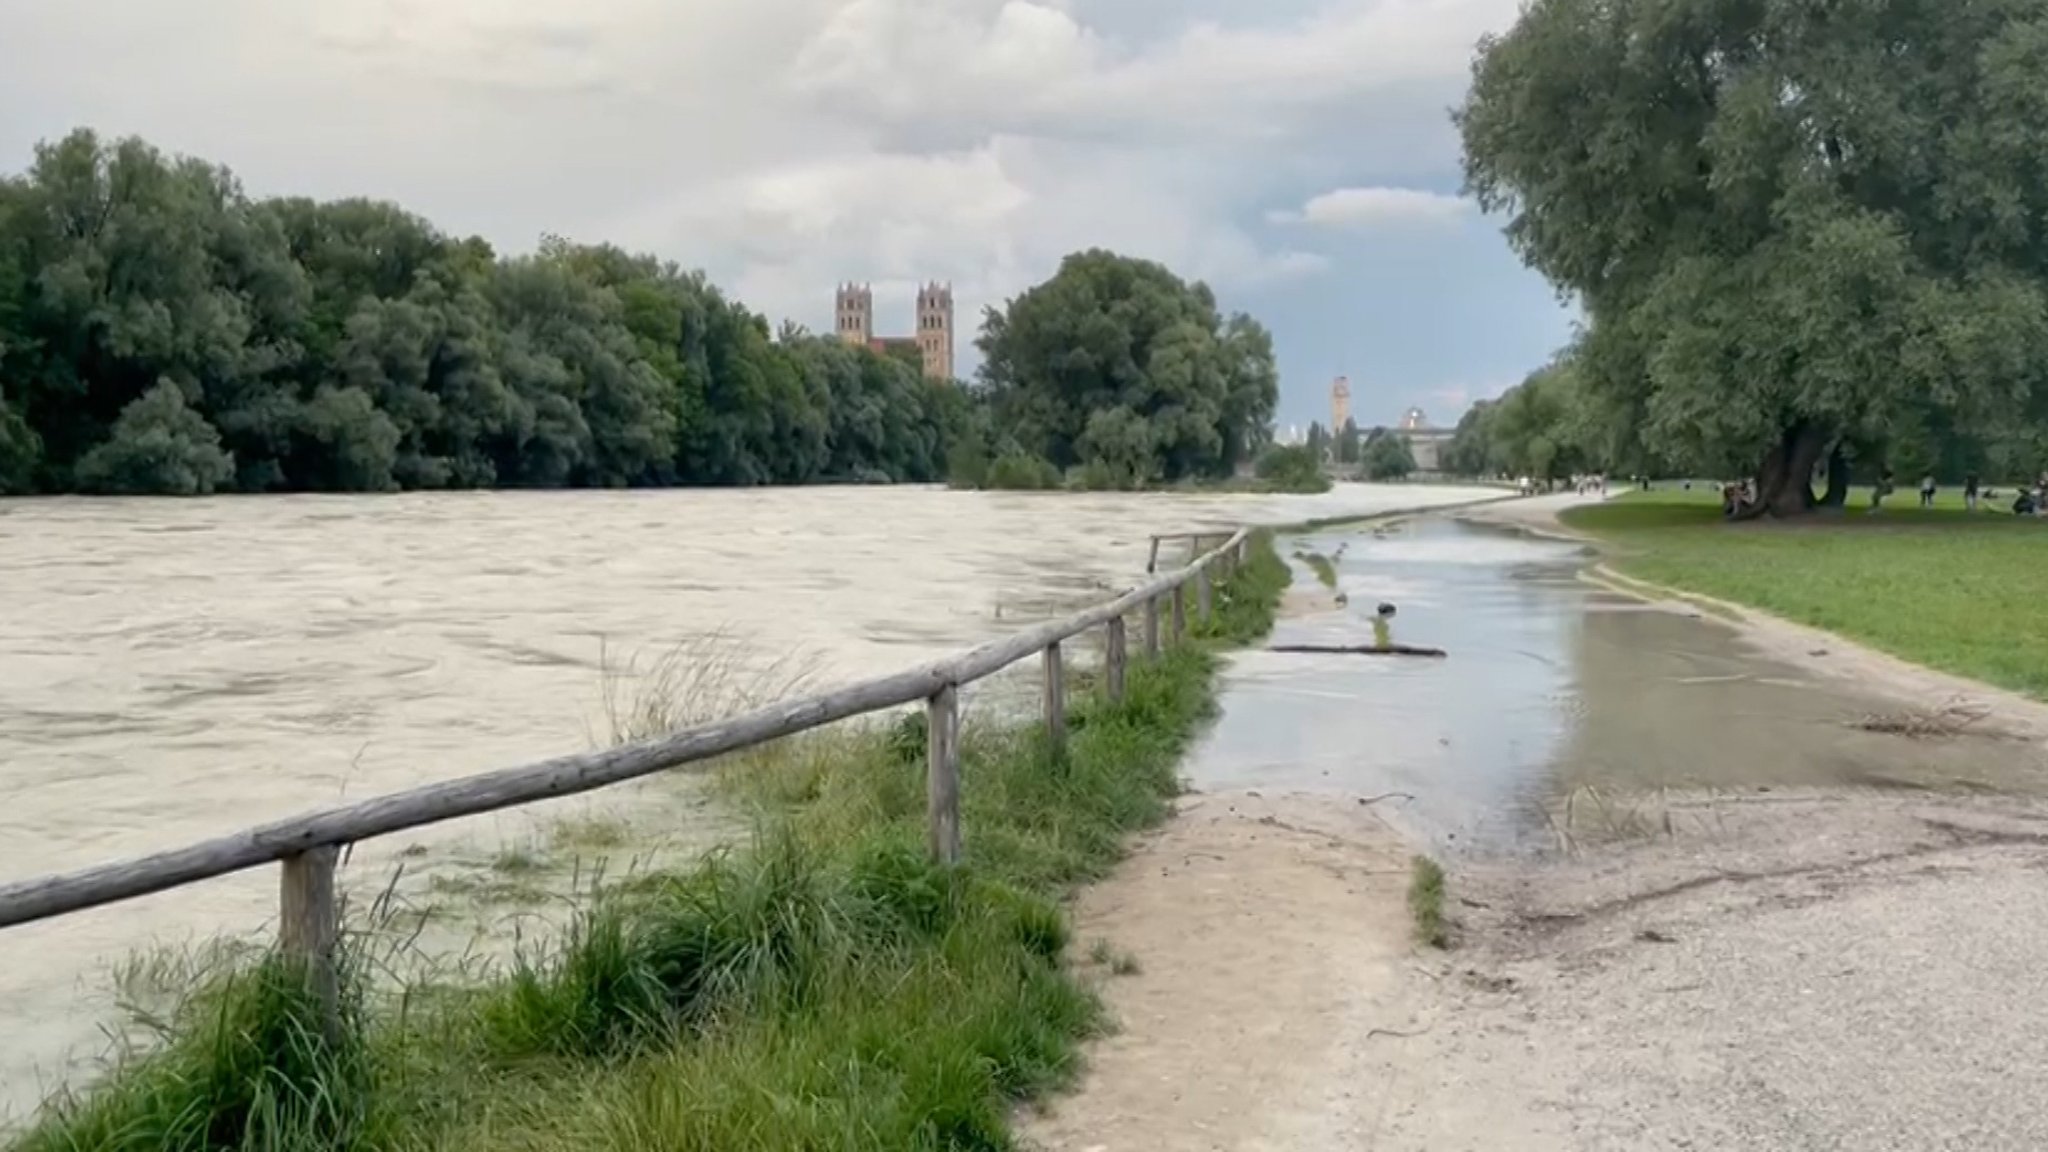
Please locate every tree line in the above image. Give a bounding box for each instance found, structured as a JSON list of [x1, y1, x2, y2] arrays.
[[1450, 0, 2048, 512], [0, 132, 1288, 498]]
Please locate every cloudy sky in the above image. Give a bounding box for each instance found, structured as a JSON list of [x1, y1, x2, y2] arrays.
[[0, 0, 1577, 431]]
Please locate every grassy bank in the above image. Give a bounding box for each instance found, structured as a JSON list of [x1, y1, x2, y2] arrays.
[[1561, 495, 2048, 698], [18, 538, 1290, 1152]]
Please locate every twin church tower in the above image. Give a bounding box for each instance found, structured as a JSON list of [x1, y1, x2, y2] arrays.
[[834, 282, 955, 382]]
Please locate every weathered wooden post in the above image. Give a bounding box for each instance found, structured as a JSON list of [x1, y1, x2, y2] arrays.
[[1146, 535, 1162, 574], [1104, 616, 1128, 703], [1236, 536, 1250, 566], [1171, 582, 1187, 643], [927, 685, 961, 864], [1195, 566, 1212, 625], [279, 846, 342, 1042], [1145, 594, 1162, 658], [1042, 641, 1066, 755]]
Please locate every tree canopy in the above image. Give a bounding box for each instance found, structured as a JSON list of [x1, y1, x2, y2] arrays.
[[0, 130, 968, 495], [1458, 0, 2048, 513], [966, 249, 1279, 487]]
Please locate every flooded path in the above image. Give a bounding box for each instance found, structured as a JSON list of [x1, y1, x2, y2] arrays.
[[1186, 516, 2048, 853]]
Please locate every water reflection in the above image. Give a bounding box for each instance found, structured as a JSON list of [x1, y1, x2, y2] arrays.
[[1184, 518, 2048, 856]]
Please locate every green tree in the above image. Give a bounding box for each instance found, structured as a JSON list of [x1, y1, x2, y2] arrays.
[[1460, 0, 2048, 515], [1334, 418, 1362, 465], [74, 379, 234, 495], [0, 128, 964, 497], [1361, 428, 1416, 480], [976, 249, 1277, 484], [1075, 405, 1159, 489]]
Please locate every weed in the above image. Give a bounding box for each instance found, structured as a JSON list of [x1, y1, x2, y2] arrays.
[[1408, 856, 1450, 950]]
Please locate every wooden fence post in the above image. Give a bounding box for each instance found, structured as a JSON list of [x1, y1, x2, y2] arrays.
[[926, 685, 961, 865], [1171, 583, 1187, 643], [1145, 594, 1162, 658], [1146, 536, 1162, 574], [1236, 536, 1250, 566], [1105, 616, 1127, 703], [279, 846, 341, 1043], [1195, 567, 1212, 624], [1042, 641, 1066, 755]]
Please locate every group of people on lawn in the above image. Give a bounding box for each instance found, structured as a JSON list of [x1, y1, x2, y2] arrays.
[[1871, 470, 2047, 515]]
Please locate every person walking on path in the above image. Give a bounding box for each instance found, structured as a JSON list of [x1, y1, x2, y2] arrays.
[[1920, 474, 1937, 508], [1966, 474, 1981, 511]]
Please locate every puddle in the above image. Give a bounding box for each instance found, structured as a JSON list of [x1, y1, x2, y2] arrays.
[[1186, 518, 2048, 855]]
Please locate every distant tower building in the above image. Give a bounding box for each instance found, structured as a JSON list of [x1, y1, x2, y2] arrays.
[[916, 282, 955, 382], [831, 281, 954, 382], [835, 283, 873, 347], [1331, 377, 1352, 431], [1400, 406, 1428, 431]]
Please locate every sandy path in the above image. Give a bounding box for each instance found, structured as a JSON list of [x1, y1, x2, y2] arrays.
[[1027, 497, 2048, 1150], [1017, 791, 1427, 1151]]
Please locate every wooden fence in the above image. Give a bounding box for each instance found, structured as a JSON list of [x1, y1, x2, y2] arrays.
[[0, 528, 1253, 1033]]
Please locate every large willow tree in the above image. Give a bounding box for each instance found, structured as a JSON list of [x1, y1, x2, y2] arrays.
[[1459, 0, 2048, 515]]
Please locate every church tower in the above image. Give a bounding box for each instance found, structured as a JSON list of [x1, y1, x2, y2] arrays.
[[1331, 376, 1352, 432], [916, 282, 955, 381], [834, 283, 873, 347]]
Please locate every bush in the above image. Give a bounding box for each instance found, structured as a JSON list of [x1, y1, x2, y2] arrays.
[[1253, 444, 1329, 493], [983, 451, 1063, 491]]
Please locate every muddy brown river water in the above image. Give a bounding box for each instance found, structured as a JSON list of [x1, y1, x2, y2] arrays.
[[0, 483, 1498, 1122]]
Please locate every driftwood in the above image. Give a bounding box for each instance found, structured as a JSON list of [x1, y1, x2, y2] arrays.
[[1268, 643, 1448, 658], [0, 528, 1250, 929]]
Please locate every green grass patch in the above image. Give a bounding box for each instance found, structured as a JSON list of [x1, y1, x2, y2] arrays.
[[16, 535, 1290, 1152], [1562, 494, 2048, 698], [1407, 856, 1449, 950]]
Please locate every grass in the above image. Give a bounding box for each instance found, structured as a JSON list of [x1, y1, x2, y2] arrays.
[[1406, 856, 1449, 950], [1561, 492, 2048, 699], [17, 535, 1291, 1152]]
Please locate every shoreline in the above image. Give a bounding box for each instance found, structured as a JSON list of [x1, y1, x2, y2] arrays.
[[1027, 495, 2048, 1149]]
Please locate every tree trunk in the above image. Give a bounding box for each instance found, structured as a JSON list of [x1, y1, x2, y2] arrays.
[[1731, 423, 1830, 520], [1816, 444, 1849, 509]]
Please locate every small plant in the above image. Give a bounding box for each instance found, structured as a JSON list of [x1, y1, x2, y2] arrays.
[[1408, 855, 1450, 949]]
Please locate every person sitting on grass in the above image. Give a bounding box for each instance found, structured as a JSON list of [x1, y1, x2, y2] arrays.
[[1372, 602, 1397, 651]]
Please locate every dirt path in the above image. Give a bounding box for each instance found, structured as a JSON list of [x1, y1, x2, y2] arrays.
[[1017, 790, 1434, 1151], [1027, 498, 2048, 1149]]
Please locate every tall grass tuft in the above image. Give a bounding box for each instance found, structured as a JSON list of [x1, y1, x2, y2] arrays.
[[16, 534, 1288, 1152]]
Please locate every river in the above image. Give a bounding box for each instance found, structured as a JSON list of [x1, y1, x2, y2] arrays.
[[0, 482, 1496, 1123]]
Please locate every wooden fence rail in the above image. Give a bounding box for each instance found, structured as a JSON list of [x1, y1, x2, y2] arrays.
[[0, 528, 1254, 1026]]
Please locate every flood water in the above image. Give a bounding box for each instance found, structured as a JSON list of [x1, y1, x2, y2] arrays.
[[0, 483, 1494, 1121], [1187, 517, 2048, 854]]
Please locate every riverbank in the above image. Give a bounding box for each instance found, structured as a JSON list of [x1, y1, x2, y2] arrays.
[[13, 540, 1291, 1151]]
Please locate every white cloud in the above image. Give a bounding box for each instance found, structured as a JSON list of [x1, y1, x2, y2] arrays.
[[0, 0, 1520, 368], [1269, 186, 1473, 228]]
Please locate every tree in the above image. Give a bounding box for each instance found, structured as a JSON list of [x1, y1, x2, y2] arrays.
[[1361, 430, 1416, 480], [1075, 406, 1158, 489], [1305, 421, 1331, 464], [0, 128, 963, 496], [74, 379, 234, 495], [1334, 419, 1362, 465], [975, 249, 1278, 484], [1459, 0, 2048, 516]]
